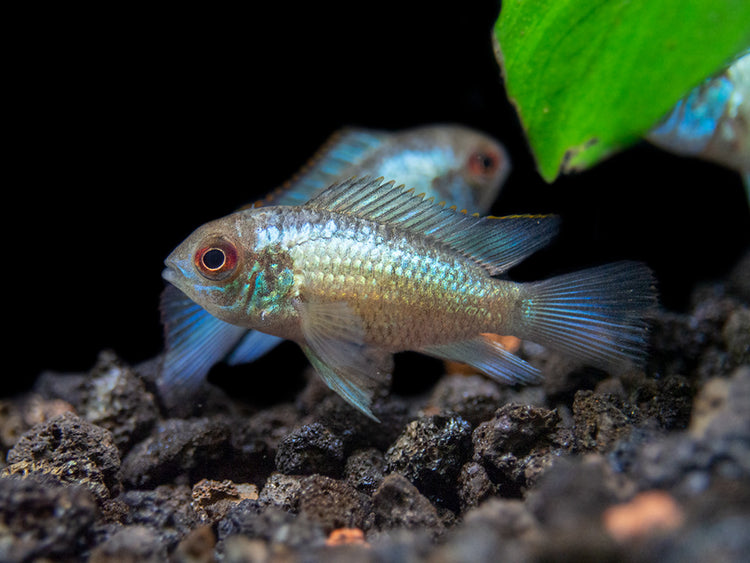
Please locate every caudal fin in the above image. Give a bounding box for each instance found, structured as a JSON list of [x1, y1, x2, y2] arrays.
[[517, 261, 658, 370]]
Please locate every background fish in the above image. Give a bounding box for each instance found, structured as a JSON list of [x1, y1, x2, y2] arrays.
[[647, 50, 749, 202], [162, 177, 657, 420], [253, 124, 510, 212], [159, 125, 510, 406]]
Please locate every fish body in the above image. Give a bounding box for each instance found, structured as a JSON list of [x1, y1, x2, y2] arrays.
[[159, 125, 510, 405], [169, 206, 512, 347], [163, 177, 656, 419]]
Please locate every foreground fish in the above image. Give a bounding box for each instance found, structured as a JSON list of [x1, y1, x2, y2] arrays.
[[647, 50, 749, 201], [162, 177, 656, 419], [159, 125, 510, 404]]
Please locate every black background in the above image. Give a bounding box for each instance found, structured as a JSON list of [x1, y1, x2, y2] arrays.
[[12, 3, 749, 397]]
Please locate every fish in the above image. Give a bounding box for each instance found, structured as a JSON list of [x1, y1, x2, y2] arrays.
[[252, 123, 511, 212], [162, 176, 657, 420], [158, 124, 510, 405], [647, 50, 749, 202]]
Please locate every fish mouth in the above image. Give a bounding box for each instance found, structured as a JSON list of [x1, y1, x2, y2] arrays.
[[162, 253, 189, 289], [161, 265, 179, 285]]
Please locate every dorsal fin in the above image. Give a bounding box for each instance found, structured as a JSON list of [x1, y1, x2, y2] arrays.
[[246, 128, 388, 209], [304, 176, 560, 275]]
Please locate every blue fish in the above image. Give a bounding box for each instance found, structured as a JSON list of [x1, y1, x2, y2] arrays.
[[648, 50, 749, 201]]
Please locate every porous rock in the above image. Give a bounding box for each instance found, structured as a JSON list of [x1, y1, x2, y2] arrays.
[[314, 394, 413, 452], [526, 455, 628, 533], [429, 497, 541, 563], [629, 368, 750, 494], [297, 474, 371, 533], [371, 473, 444, 536], [385, 413, 472, 509], [4, 247, 749, 562], [689, 366, 750, 441], [426, 373, 504, 426], [191, 478, 259, 524], [472, 403, 565, 496], [626, 372, 693, 430], [119, 417, 232, 488], [0, 394, 74, 452], [456, 461, 498, 512], [172, 525, 216, 563], [0, 474, 97, 562], [117, 485, 197, 550], [80, 350, 159, 453], [216, 500, 326, 551], [274, 421, 345, 477], [649, 285, 740, 381], [88, 525, 167, 563], [344, 447, 386, 495], [4, 411, 121, 502], [572, 390, 641, 453], [257, 472, 303, 512]]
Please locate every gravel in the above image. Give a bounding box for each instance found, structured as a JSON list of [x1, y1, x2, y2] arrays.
[[1, 252, 748, 562]]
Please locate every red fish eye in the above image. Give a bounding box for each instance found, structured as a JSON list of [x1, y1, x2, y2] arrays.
[[194, 238, 239, 280], [467, 150, 500, 176]]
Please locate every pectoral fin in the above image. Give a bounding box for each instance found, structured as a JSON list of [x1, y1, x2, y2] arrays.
[[298, 301, 392, 421]]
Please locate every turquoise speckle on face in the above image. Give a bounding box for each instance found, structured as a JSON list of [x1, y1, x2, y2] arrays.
[[240, 259, 295, 319]]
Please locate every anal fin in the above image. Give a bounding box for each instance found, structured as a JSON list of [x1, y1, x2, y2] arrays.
[[420, 334, 542, 385]]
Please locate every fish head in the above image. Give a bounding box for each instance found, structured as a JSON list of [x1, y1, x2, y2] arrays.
[[450, 127, 511, 212], [404, 125, 510, 213], [162, 212, 261, 327]]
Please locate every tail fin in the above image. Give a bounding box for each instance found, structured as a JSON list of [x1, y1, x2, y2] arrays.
[[517, 262, 657, 370]]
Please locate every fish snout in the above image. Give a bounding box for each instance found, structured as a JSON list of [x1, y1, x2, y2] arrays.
[[162, 249, 191, 286]]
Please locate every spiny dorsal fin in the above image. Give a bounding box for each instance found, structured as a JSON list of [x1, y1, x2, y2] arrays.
[[245, 128, 388, 209], [304, 176, 560, 275]]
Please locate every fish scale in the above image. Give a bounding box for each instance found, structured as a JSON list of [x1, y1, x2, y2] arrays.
[[280, 211, 501, 348]]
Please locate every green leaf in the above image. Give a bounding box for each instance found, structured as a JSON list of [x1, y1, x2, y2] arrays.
[[494, 0, 750, 182]]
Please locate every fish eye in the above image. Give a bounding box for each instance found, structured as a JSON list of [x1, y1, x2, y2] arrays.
[[467, 150, 500, 176], [202, 248, 226, 270], [194, 237, 239, 281]]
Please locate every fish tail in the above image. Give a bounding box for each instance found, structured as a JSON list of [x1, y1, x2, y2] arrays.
[[514, 261, 658, 370]]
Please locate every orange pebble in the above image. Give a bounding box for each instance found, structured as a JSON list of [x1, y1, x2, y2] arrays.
[[326, 528, 369, 547], [485, 334, 522, 353], [603, 490, 684, 542]]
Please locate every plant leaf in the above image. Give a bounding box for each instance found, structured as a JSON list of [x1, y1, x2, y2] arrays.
[[494, 0, 750, 181]]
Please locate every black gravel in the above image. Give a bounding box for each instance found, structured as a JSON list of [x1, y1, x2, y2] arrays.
[[1, 252, 749, 562]]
